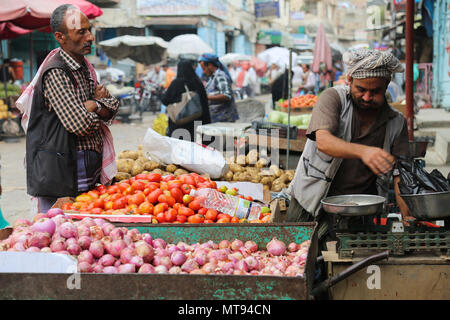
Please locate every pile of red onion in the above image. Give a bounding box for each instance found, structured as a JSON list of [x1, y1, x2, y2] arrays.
[[0, 209, 310, 276]]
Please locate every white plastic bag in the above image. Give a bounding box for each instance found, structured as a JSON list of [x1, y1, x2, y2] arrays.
[[142, 128, 228, 179]]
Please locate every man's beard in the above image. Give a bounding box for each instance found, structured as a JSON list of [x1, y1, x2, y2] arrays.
[[350, 91, 384, 111]]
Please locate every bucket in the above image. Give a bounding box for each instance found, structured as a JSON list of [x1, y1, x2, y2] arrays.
[[10, 60, 23, 80]]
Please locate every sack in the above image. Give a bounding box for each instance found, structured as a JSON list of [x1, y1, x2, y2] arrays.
[[167, 85, 202, 125], [142, 128, 228, 179], [152, 113, 168, 136]]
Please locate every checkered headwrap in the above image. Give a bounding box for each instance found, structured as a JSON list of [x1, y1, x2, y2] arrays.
[[343, 49, 404, 79]]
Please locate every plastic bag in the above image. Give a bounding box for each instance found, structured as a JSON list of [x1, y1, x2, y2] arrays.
[[142, 128, 228, 179], [152, 113, 168, 136], [397, 159, 450, 194]]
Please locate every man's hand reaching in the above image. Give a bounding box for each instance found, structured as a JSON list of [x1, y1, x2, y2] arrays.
[[360, 146, 395, 176], [94, 85, 110, 100]]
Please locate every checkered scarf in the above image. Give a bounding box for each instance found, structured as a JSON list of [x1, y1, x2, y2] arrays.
[[343, 49, 404, 79]]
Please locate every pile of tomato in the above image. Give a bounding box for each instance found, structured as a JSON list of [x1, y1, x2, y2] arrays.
[[61, 172, 271, 224], [280, 94, 318, 109]]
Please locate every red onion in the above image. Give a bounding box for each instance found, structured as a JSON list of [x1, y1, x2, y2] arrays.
[[89, 240, 104, 258], [77, 236, 91, 250], [233, 270, 247, 275], [94, 218, 106, 227], [129, 255, 144, 268], [220, 262, 234, 274], [59, 222, 78, 239], [107, 240, 127, 257], [244, 256, 259, 271], [274, 261, 287, 272], [77, 225, 90, 237], [190, 269, 206, 274], [288, 242, 299, 252], [90, 226, 104, 240], [33, 213, 46, 222], [13, 242, 26, 251], [123, 234, 133, 246], [25, 247, 41, 252], [153, 255, 172, 269], [142, 233, 153, 246], [65, 237, 78, 247], [29, 232, 51, 248], [171, 251, 187, 266], [120, 247, 136, 264], [118, 264, 136, 273], [46, 208, 64, 218], [167, 245, 180, 255], [239, 247, 251, 258], [181, 259, 199, 273], [101, 236, 113, 245], [41, 247, 51, 253], [13, 219, 32, 228], [200, 240, 215, 249], [201, 262, 217, 274], [138, 264, 155, 274], [127, 229, 142, 242], [244, 241, 258, 253], [154, 265, 168, 274], [235, 260, 249, 272], [31, 218, 56, 236], [114, 260, 121, 267], [152, 238, 166, 249], [231, 239, 244, 251], [155, 248, 169, 257], [101, 223, 115, 236], [80, 217, 96, 228], [78, 250, 94, 264], [98, 254, 116, 267], [169, 266, 182, 274], [67, 243, 81, 256], [135, 241, 154, 263], [218, 240, 231, 249], [103, 266, 118, 274], [110, 228, 124, 240], [78, 261, 93, 273], [266, 238, 286, 256], [228, 251, 244, 263], [93, 264, 104, 273], [193, 251, 208, 266], [51, 215, 68, 227]]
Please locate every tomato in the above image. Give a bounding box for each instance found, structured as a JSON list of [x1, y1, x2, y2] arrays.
[[173, 203, 183, 211], [96, 185, 107, 194], [198, 207, 207, 216], [182, 194, 193, 204], [163, 190, 171, 197], [146, 173, 162, 182], [205, 209, 218, 221], [239, 218, 249, 223], [261, 215, 271, 223], [138, 202, 154, 215], [135, 173, 148, 180], [170, 188, 184, 203], [167, 180, 182, 189], [197, 182, 214, 189], [204, 219, 214, 223], [93, 198, 105, 209], [188, 214, 205, 224], [145, 182, 160, 192], [91, 208, 103, 215], [129, 177, 136, 184], [164, 209, 178, 223], [117, 182, 131, 193], [104, 201, 114, 211], [155, 212, 166, 223], [231, 216, 239, 223], [238, 195, 245, 199], [131, 180, 146, 191], [160, 182, 169, 191], [183, 175, 196, 186], [158, 194, 176, 207], [143, 188, 151, 196], [178, 206, 195, 217], [75, 194, 92, 202], [112, 197, 128, 210], [154, 203, 168, 215], [245, 195, 253, 201], [188, 200, 202, 212], [110, 193, 123, 202], [217, 214, 231, 223], [62, 202, 73, 211], [87, 191, 100, 199], [147, 189, 163, 204], [162, 175, 175, 182], [181, 184, 194, 195], [176, 215, 187, 223], [216, 218, 230, 223], [107, 185, 120, 194], [128, 193, 146, 206]]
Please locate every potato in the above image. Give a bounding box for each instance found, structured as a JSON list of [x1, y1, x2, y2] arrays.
[[285, 170, 295, 181], [166, 164, 177, 173], [131, 162, 145, 176], [152, 168, 164, 175], [251, 176, 261, 183], [136, 156, 148, 165], [263, 185, 271, 192], [246, 167, 259, 175], [236, 155, 246, 165], [260, 177, 272, 186], [229, 163, 244, 173], [278, 174, 290, 184], [144, 160, 160, 171], [259, 169, 274, 177], [270, 165, 282, 177], [115, 172, 131, 181], [224, 171, 234, 181], [256, 158, 269, 169], [118, 150, 139, 160], [271, 182, 286, 192], [116, 159, 135, 174], [226, 156, 236, 164], [174, 169, 188, 177], [247, 149, 259, 164]]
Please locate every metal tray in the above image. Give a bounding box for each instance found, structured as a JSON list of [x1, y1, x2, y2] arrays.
[[321, 194, 386, 216], [400, 191, 450, 220]]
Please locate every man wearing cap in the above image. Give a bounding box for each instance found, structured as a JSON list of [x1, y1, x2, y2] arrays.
[[286, 49, 412, 242]]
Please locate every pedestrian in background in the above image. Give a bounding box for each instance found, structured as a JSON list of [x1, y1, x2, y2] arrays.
[[162, 60, 210, 141]]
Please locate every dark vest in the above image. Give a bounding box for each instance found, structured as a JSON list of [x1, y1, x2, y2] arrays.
[[26, 52, 78, 197]]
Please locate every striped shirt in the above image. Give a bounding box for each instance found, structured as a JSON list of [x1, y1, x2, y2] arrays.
[[43, 49, 119, 154]]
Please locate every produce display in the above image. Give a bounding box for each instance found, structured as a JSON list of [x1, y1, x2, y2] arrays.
[[0, 83, 21, 99], [1, 214, 310, 276], [221, 149, 295, 192], [61, 171, 272, 223], [0, 99, 16, 120], [279, 94, 318, 109], [268, 110, 311, 129]]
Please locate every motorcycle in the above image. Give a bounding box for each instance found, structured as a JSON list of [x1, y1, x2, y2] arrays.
[[135, 79, 162, 114]]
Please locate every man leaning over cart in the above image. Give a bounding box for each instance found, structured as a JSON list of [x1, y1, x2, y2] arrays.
[[24, 5, 119, 213], [286, 48, 413, 249]]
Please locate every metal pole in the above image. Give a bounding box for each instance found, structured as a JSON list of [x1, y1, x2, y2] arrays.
[[286, 48, 292, 170], [29, 33, 33, 82], [405, 0, 414, 141]]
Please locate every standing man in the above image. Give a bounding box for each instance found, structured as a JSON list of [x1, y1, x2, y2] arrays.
[[296, 64, 315, 94], [0, 59, 16, 83], [286, 49, 412, 248], [162, 64, 175, 90], [25, 5, 119, 213]]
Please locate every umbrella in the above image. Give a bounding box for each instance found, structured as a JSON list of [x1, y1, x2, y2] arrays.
[[0, 0, 102, 31], [312, 23, 333, 73], [0, 22, 31, 39], [167, 34, 214, 59], [98, 35, 168, 65], [257, 46, 297, 70], [219, 53, 251, 66]]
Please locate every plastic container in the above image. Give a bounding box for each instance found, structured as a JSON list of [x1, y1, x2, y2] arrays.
[[190, 188, 262, 221]]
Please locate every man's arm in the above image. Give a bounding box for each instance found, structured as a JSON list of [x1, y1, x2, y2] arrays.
[[315, 129, 395, 175], [393, 176, 413, 225], [92, 85, 119, 121]]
